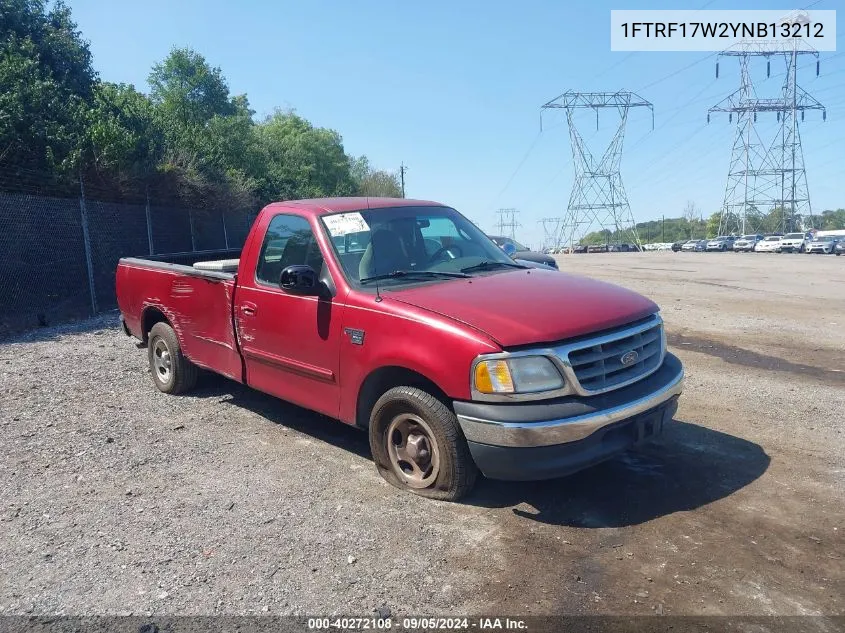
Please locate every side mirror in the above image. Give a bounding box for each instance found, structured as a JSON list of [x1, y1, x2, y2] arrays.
[[280, 265, 319, 294], [502, 242, 518, 257]]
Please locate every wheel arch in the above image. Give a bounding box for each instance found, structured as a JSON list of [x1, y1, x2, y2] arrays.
[[140, 305, 171, 344], [355, 366, 450, 429]]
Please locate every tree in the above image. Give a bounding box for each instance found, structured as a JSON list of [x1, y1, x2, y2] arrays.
[[148, 48, 234, 144], [358, 170, 402, 197], [0, 0, 96, 174], [255, 110, 355, 201], [195, 94, 259, 177], [84, 82, 162, 178], [350, 155, 402, 197], [706, 211, 740, 237], [820, 209, 845, 230], [682, 201, 699, 239], [742, 204, 763, 234], [0, 3, 399, 210]]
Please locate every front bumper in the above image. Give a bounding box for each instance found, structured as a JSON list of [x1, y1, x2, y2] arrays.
[[454, 354, 684, 481]]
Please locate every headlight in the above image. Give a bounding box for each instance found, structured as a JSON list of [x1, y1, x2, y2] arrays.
[[473, 356, 564, 394]]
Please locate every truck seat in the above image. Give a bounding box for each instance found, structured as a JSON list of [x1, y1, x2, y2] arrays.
[[358, 230, 410, 279]]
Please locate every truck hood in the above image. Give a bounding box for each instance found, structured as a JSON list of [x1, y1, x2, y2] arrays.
[[385, 269, 658, 348]]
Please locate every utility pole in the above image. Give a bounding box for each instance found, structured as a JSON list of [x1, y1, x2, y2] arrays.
[[399, 162, 407, 198], [662, 215, 665, 243]]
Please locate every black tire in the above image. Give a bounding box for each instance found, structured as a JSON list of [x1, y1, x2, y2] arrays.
[[369, 386, 477, 501], [147, 322, 198, 395]]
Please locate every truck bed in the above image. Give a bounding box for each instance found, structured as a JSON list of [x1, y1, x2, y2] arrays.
[[120, 248, 243, 280], [116, 248, 245, 382]]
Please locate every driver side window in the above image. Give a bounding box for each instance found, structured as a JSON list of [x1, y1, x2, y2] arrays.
[[255, 214, 324, 285]]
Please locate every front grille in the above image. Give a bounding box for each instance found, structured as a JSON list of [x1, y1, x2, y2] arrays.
[[558, 317, 664, 395]]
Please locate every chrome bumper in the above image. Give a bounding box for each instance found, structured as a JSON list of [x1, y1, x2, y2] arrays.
[[456, 365, 684, 448]]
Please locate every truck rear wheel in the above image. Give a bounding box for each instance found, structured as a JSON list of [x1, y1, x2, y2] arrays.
[[147, 322, 198, 395], [369, 386, 477, 501]]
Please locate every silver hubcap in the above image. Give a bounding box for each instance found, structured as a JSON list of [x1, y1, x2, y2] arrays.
[[386, 413, 440, 489], [152, 338, 172, 382]]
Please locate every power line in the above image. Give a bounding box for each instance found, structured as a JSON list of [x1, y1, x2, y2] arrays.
[[487, 131, 543, 207]]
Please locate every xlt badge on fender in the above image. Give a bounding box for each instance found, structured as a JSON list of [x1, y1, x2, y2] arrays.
[[344, 328, 365, 345]]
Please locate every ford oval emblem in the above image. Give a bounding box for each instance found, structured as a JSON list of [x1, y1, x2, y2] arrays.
[[620, 350, 639, 366]]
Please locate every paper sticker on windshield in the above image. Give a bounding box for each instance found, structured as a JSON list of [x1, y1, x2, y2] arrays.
[[323, 212, 369, 237]]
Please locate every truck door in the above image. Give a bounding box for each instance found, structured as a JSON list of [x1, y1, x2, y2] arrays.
[[235, 212, 344, 418]]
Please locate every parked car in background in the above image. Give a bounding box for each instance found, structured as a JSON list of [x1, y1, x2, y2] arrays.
[[516, 258, 557, 269], [706, 236, 736, 252], [755, 236, 783, 253], [609, 243, 640, 253], [116, 197, 683, 500], [779, 232, 812, 253], [733, 234, 764, 252], [488, 235, 558, 269], [836, 240, 845, 256], [587, 244, 610, 253], [671, 241, 686, 252], [682, 239, 707, 252], [807, 235, 840, 254], [572, 244, 588, 254]]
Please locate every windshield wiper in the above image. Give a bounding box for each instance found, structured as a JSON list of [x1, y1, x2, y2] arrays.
[[460, 261, 528, 273], [360, 269, 470, 284]]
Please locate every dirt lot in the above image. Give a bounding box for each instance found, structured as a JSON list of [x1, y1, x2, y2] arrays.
[[0, 252, 843, 619]]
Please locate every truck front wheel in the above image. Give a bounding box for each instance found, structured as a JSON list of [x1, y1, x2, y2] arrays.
[[369, 386, 477, 501], [147, 322, 198, 395]]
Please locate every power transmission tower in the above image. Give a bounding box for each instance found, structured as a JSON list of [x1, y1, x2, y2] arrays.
[[538, 217, 564, 250], [709, 38, 826, 235], [541, 91, 653, 251], [495, 208, 520, 239]]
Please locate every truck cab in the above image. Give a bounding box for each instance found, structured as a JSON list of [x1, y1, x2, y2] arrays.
[[117, 198, 683, 501]]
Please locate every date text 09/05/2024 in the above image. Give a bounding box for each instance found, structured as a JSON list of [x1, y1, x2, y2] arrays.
[[307, 617, 528, 630], [620, 21, 825, 39]]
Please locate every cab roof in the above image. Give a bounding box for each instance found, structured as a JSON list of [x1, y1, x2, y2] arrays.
[[262, 197, 446, 217]]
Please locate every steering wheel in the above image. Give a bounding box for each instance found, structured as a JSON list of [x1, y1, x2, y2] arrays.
[[429, 244, 463, 263]]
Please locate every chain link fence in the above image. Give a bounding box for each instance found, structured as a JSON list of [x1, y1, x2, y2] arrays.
[[0, 183, 256, 338]]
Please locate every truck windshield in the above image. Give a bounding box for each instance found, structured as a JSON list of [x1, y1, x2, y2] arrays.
[[321, 206, 518, 287]]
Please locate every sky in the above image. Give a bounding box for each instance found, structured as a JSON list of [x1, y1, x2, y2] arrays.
[[67, 0, 844, 248]]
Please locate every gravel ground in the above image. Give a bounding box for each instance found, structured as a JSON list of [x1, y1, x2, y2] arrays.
[[0, 252, 842, 618]]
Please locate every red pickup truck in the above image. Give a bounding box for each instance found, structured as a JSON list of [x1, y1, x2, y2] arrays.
[[117, 198, 683, 500]]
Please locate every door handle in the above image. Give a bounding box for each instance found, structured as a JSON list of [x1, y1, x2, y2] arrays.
[[240, 302, 258, 317]]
